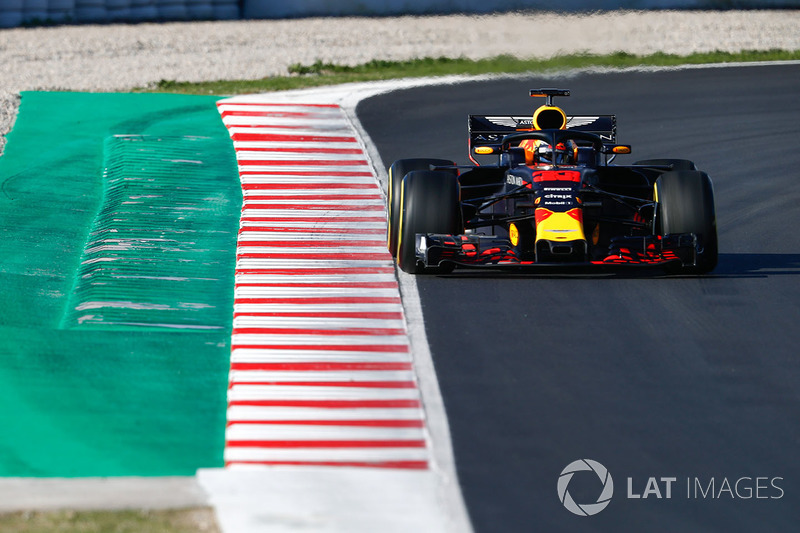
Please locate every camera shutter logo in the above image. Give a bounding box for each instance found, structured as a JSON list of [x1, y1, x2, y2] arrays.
[[558, 459, 614, 516]]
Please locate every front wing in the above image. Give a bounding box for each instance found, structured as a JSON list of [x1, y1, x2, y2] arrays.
[[415, 233, 700, 270]]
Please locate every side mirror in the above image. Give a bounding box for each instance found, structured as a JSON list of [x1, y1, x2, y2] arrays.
[[474, 146, 497, 155], [603, 144, 632, 155]]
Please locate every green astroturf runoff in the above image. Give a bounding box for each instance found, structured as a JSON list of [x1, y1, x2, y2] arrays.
[[0, 92, 241, 476]]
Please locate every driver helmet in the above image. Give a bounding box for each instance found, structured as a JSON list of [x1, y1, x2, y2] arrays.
[[518, 139, 576, 166], [534, 141, 574, 165]]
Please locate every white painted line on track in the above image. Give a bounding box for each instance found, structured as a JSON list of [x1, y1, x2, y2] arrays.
[[0, 477, 210, 512], [232, 302, 402, 310], [225, 406, 426, 422], [228, 385, 420, 401], [234, 286, 398, 295], [238, 166, 371, 174], [200, 80, 475, 533], [230, 336, 410, 347], [234, 272, 397, 280], [236, 150, 367, 161], [234, 141, 361, 150], [225, 424, 427, 441], [231, 320, 407, 331], [239, 174, 377, 182], [239, 208, 382, 217], [222, 448, 431, 464], [229, 352, 412, 364], [217, 97, 436, 477], [228, 369, 416, 382]]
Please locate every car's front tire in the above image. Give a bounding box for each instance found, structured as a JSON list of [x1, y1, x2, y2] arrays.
[[387, 158, 456, 257], [654, 170, 718, 274], [397, 170, 462, 274]]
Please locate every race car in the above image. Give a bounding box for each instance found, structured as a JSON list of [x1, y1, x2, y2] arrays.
[[386, 88, 718, 275]]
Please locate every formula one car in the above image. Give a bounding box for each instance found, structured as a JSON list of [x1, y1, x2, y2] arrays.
[[387, 88, 717, 274]]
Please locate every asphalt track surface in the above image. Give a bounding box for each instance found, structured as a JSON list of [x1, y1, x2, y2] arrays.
[[357, 64, 800, 532]]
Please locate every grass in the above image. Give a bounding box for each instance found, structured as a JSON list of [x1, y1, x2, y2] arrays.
[[0, 94, 236, 529], [0, 93, 235, 479], [139, 49, 800, 95], [0, 508, 219, 533]]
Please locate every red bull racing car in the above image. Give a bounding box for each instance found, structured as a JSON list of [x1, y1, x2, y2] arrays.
[[387, 88, 717, 274]]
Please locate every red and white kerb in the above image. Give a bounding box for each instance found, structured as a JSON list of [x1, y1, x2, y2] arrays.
[[217, 99, 429, 469]]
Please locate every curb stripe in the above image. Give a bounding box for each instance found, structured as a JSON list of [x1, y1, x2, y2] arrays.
[[240, 217, 385, 223], [230, 345, 409, 353], [239, 171, 374, 177], [234, 297, 400, 304], [235, 267, 394, 274], [218, 99, 430, 469], [225, 461, 428, 470], [231, 133, 357, 143], [238, 159, 368, 166], [230, 379, 414, 387], [242, 204, 383, 211], [244, 194, 382, 200], [227, 420, 424, 428], [238, 147, 365, 155], [232, 313, 403, 321], [228, 400, 421, 409], [238, 228, 386, 234], [243, 183, 378, 189], [238, 280, 398, 289], [219, 102, 339, 108], [229, 362, 413, 371], [232, 328, 405, 336], [236, 241, 385, 247], [227, 440, 425, 448], [237, 254, 388, 261]]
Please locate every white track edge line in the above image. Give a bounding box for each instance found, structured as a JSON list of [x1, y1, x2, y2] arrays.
[[340, 96, 475, 533]]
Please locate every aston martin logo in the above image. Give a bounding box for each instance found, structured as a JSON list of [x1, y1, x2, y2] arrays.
[[566, 116, 600, 128], [485, 116, 531, 128], [484, 116, 600, 129]]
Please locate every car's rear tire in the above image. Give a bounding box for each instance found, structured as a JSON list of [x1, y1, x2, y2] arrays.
[[654, 170, 718, 274], [388, 158, 456, 257], [397, 170, 462, 274], [635, 158, 697, 171]]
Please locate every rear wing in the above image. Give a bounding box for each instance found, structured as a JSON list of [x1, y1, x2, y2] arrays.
[[468, 114, 617, 159]]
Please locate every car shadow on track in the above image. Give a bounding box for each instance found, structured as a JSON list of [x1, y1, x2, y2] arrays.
[[430, 253, 800, 280], [710, 253, 800, 278]]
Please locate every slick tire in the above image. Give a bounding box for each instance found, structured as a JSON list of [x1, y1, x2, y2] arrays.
[[397, 170, 462, 274], [388, 158, 456, 257], [654, 170, 718, 274], [634, 158, 697, 171]]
